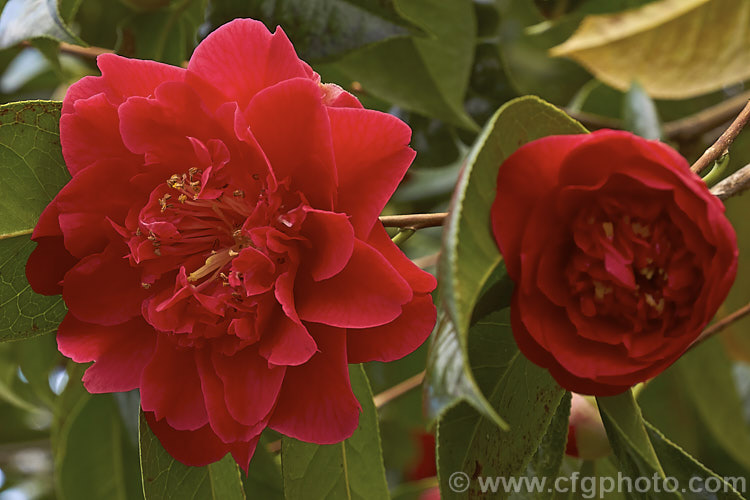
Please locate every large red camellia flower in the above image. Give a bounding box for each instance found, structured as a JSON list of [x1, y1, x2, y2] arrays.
[[491, 130, 737, 396], [26, 19, 436, 469]]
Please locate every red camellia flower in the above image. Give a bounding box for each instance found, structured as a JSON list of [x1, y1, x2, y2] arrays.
[[491, 130, 737, 396], [26, 19, 436, 469]]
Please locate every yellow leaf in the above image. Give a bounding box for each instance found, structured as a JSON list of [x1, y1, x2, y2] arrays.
[[550, 0, 750, 99]]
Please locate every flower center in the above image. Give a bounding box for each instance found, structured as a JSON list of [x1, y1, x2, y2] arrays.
[[565, 202, 702, 333]]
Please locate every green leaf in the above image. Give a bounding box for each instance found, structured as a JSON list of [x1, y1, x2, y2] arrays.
[[331, 0, 477, 130], [119, 0, 207, 65], [436, 310, 566, 499], [243, 434, 283, 500], [509, 391, 572, 500], [207, 0, 417, 62], [550, 0, 750, 99], [54, 380, 144, 500], [622, 80, 662, 140], [281, 365, 389, 500], [0, 0, 84, 48], [677, 338, 750, 473], [425, 96, 585, 422], [597, 390, 680, 499], [646, 422, 746, 500], [496, 0, 591, 105], [0, 101, 70, 342], [139, 410, 246, 500]]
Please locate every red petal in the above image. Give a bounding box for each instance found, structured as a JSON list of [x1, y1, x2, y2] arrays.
[[329, 107, 415, 237], [187, 19, 312, 111], [347, 294, 436, 363], [54, 159, 140, 258], [118, 82, 225, 165], [60, 94, 140, 174], [257, 303, 318, 366], [26, 235, 77, 296], [62, 53, 185, 113], [55, 315, 156, 393], [213, 347, 285, 426], [246, 78, 337, 209], [269, 325, 361, 443], [300, 209, 355, 281], [365, 223, 436, 294], [62, 243, 146, 326], [296, 240, 413, 328], [140, 337, 208, 431], [195, 349, 266, 443], [492, 134, 590, 281], [144, 411, 236, 467]]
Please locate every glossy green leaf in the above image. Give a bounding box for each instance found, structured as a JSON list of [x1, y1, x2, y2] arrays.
[[677, 338, 750, 473], [54, 373, 143, 500], [426, 96, 585, 422], [436, 310, 566, 499], [646, 422, 746, 500], [0, 0, 83, 48], [332, 0, 477, 129], [597, 390, 679, 499], [139, 411, 245, 500], [622, 80, 662, 140], [208, 0, 417, 62], [281, 365, 389, 500], [0, 100, 69, 342]]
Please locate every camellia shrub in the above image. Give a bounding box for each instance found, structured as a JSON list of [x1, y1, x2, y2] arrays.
[[0, 1, 749, 499]]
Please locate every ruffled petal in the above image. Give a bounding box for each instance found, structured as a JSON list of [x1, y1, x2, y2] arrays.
[[246, 78, 337, 209], [296, 240, 413, 328], [492, 134, 591, 281], [213, 347, 285, 427], [346, 294, 436, 363], [269, 325, 360, 443], [62, 243, 147, 326], [365, 223, 436, 294], [140, 337, 208, 431], [328, 107, 415, 237], [26, 235, 77, 296], [299, 208, 355, 281], [56, 315, 156, 393], [187, 19, 312, 111]]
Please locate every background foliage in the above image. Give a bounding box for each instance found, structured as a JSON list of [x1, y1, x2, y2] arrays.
[[0, 0, 748, 499]]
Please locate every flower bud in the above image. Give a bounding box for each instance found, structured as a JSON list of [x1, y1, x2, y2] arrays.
[[565, 393, 612, 459]]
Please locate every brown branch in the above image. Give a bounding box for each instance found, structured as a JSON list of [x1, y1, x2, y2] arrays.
[[664, 90, 750, 143], [692, 301, 750, 348], [710, 163, 750, 200], [372, 370, 425, 408], [379, 213, 448, 231], [690, 100, 750, 175], [566, 91, 750, 144], [22, 41, 112, 59]]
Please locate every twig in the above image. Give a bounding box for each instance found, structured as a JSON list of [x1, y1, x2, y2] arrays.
[[413, 252, 440, 269], [664, 90, 750, 143], [693, 301, 750, 347], [710, 163, 750, 200], [379, 213, 448, 231], [22, 40, 113, 59], [372, 371, 425, 408], [690, 100, 750, 175], [566, 91, 750, 144]]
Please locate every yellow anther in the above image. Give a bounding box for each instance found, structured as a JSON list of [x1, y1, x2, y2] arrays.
[[602, 222, 614, 239]]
